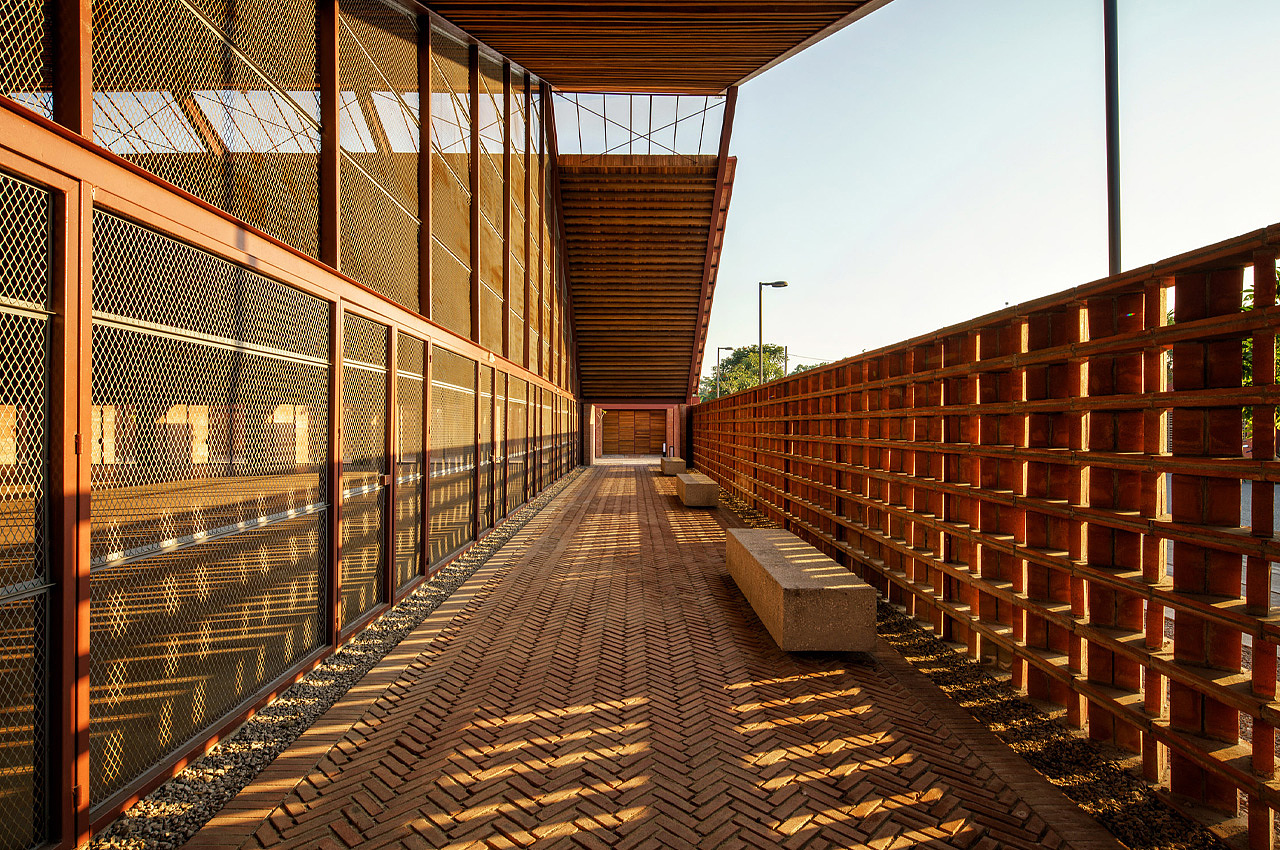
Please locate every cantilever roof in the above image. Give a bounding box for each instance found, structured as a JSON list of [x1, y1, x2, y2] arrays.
[[560, 154, 735, 401], [426, 1, 895, 94]]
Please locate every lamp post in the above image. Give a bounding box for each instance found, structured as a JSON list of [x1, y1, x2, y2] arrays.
[[715, 346, 733, 398], [758, 280, 788, 385]]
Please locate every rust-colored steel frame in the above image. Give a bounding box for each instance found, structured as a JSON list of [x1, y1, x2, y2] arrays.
[[692, 225, 1280, 847], [687, 86, 737, 402], [0, 9, 583, 838]]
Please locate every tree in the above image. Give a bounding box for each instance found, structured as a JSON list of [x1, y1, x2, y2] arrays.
[[790, 360, 831, 374], [698, 344, 787, 400]]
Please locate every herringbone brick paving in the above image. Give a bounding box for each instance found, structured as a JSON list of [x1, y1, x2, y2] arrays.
[[191, 461, 1124, 850]]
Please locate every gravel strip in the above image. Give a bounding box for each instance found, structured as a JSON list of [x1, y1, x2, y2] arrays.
[[90, 467, 586, 850], [716, 486, 1229, 850]]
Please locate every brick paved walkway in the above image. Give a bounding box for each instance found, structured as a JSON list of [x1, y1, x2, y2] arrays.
[[190, 461, 1124, 850]]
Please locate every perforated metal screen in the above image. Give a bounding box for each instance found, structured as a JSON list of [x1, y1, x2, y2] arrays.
[[429, 27, 472, 338], [429, 347, 474, 563], [339, 0, 420, 310], [0, 171, 52, 850], [89, 210, 329, 807], [91, 0, 321, 257], [341, 313, 387, 629], [395, 334, 424, 591]]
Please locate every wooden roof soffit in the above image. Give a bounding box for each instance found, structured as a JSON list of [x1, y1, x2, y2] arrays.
[[687, 86, 737, 402], [422, 1, 898, 94]]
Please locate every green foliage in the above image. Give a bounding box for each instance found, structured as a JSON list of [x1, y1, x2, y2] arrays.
[[698, 344, 787, 400], [791, 360, 831, 374]]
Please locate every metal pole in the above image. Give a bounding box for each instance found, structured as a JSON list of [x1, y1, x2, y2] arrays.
[[716, 348, 722, 398], [784, 345, 788, 375], [758, 282, 764, 386], [1105, 0, 1121, 276]]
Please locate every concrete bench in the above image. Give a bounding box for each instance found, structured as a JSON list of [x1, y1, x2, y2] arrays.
[[725, 529, 876, 652], [659, 457, 686, 475], [676, 471, 718, 507]]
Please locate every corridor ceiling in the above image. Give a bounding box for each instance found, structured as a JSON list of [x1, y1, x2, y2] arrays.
[[424, 1, 895, 94], [559, 154, 735, 401]]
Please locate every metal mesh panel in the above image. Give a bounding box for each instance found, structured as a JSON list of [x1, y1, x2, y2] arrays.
[[494, 372, 506, 521], [477, 55, 503, 353], [508, 72, 527, 365], [341, 313, 386, 628], [540, 390, 552, 485], [0, 595, 48, 850], [1, 0, 53, 118], [0, 171, 51, 850], [429, 348, 474, 563], [395, 334, 424, 591], [527, 91, 541, 368], [89, 514, 323, 803], [506, 377, 525, 514], [91, 0, 321, 256], [339, 0, 420, 310], [478, 365, 493, 532], [91, 213, 327, 361], [89, 211, 328, 806], [429, 26, 471, 338]]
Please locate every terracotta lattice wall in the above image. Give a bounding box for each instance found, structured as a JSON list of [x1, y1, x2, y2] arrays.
[[693, 226, 1280, 846]]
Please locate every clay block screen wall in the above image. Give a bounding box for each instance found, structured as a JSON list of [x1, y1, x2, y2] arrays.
[[693, 228, 1280, 847], [0, 2, 582, 846]]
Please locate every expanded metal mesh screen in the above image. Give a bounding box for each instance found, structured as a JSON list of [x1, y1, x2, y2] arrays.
[[395, 334, 424, 591], [429, 27, 471, 339], [527, 91, 541, 367], [89, 210, 329, 807], [477, 55, 503, 354], [506, 377, 526, 514], [509, 72, 527, 367], [339, 0, 420, 310], [494, 371, 506, 521], [91, 0, 321, 257], [1, 0, 52, 118], [478, 365, 493, 532], [540, 389, 552, 488], [429, 347, 474, 563], [0, 171, 51, 850], [341, 313, 386, 629]]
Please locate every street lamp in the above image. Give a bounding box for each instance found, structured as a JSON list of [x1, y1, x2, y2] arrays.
[[715, 346, 733, 398], [758, 280, 788, 385]]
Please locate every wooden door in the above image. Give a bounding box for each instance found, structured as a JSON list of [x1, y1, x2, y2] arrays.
[[601, 410, 668, 455]]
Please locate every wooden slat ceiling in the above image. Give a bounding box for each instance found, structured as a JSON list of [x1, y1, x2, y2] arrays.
[[425, 1, 891, 94], [560, 154, 734, 400]]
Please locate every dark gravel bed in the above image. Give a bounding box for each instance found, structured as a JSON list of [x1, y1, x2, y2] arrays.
[[90, 467, 586, 850], [715, 486, 1229, 850]]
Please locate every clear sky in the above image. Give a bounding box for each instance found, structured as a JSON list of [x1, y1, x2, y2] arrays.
[[702, 0, 1280, 375]]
